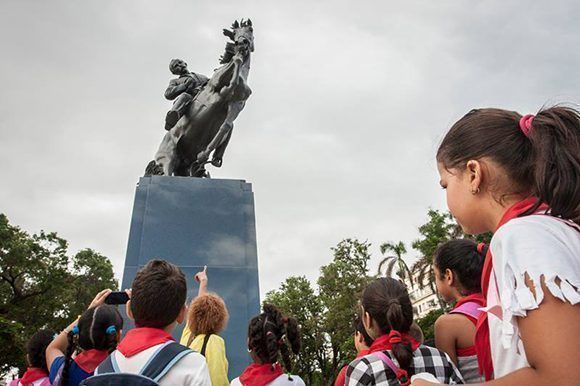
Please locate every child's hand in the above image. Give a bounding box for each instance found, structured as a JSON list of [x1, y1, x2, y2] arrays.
[[194, 266, 208, 284], [89, 288, 112, 309]]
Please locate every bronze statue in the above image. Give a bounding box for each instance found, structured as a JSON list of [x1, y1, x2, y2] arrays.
[[164, 59, 209, 131], [145, 19, 254, 177]]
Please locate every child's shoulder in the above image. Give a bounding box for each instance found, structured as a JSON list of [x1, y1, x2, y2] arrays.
[[435, 312, 473, 330]]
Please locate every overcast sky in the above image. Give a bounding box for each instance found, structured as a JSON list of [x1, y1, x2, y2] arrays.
[[1, 0, 578, 298]]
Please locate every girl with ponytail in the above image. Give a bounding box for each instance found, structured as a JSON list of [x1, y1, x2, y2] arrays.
[[433, 239, 486, 383], [231, 304, 304, 386], [46, 289, 123, 386], [346, 278, 463, 385], [414, 106, 580, 386], [10, 330, 54, 386]]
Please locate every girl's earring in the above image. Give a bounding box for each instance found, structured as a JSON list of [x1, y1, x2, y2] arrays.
[[247, 347, 252, 353], [471, 187, 480, 194]]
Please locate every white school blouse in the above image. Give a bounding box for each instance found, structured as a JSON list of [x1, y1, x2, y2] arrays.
[[486, 215, 580, 378]]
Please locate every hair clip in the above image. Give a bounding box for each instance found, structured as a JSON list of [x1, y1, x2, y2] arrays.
[[105, 325, 117, 335], [71, 326, 79, 335]]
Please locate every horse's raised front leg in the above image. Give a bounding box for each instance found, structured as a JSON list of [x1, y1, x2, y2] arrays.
[[197, 101, 245, 165]]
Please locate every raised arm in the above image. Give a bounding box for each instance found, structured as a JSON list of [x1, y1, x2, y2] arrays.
[[46, 289, 112, 369], [194, 266, 208, 297]]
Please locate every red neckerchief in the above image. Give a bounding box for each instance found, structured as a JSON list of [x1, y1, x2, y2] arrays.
[[117, 327, 175, 358], [19, 368, 48, 386], [74, 349, 109, 373], [454, 293, 485, 323], [368, 331, 421, 353], [239, 363, 284, 386], [475, 197, 548, 380]]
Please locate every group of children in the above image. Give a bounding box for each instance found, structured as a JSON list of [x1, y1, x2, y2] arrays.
[[10, 105, 580, 385]]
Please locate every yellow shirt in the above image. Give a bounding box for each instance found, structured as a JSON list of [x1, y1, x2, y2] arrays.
[[181, 329, 229, 386]]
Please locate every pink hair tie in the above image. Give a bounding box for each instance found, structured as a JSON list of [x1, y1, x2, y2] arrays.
[[519, 114, 535, 137]]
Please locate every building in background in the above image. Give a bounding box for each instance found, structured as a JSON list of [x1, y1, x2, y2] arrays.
[[404, 269, 441, 319]]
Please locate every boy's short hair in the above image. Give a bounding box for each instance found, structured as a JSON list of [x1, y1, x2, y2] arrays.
[[188, 293, 229, 335], [131, 259, 186, 328]]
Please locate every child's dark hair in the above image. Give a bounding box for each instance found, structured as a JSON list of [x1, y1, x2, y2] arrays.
[[247, 304, 300, 372], [62, 305, 123, 386], [437, 106, 580, 222], [26, 329, 54, 372], [433, 239, 486, 295], [353, 315, 374, 347], [131, 259, 187, 328], [362, 278, 414, 375]]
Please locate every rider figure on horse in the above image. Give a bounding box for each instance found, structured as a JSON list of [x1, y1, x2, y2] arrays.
[[164, 59, 209, 130]]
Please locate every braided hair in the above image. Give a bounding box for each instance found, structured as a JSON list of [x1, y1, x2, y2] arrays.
[[247, 304, 301, 373], [61, 304, 123, 385]]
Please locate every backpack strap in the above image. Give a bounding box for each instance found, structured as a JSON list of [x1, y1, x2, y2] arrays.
[[200, 334, 212, 357], [94, 352, 119, 375], [139, 341, 193, 382], [373, 351, 410, 386], [450, 301, 483, 323]]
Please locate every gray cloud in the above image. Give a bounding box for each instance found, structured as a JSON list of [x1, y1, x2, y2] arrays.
[[1, 0, 579, 297]]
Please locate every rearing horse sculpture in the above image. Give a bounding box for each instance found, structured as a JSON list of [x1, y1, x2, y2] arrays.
[[145, 19, 254, 177]]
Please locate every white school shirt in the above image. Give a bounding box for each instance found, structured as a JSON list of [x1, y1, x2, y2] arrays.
[[230, 374, 305, 386], [112, 343, 211, 386], [486, 215, 580, 378]]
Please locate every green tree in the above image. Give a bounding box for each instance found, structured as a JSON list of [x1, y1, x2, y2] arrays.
[[415, 309, 444, 341], [411, 209, 493, 310], [378, 241, 413, 286], [0, 214, 117, 376], [318, 239, 372, 385], [265, 276, 324, 386]]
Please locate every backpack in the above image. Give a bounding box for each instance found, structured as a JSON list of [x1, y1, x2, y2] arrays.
[[373, 351, 411, 386], [79, 341, 193, 386]]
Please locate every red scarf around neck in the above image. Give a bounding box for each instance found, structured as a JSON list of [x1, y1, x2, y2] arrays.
[[475, 197, 548, 380], [239, 363, 284, 386], [74, 349, 109, 373], [19, 367, 48, 386], [116, 327, 175, 358], [368, 331, 421, 353]]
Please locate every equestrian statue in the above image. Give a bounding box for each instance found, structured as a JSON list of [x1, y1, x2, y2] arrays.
[[145, 19, 254, 177]]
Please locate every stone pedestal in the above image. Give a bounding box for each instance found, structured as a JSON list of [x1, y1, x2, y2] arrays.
[[120, 176, 260, 379]]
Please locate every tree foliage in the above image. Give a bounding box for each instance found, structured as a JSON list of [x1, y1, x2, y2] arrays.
[[265, 276, 324, 386], [0, 214, 117, 376], [266, 239, 372, 386], [378, 241, 413, 286]]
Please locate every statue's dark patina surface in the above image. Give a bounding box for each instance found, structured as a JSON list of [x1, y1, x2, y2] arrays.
[[146, 19, 254, 177]]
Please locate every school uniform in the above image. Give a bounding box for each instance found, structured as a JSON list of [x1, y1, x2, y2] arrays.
[[346, 334, 464, 385], [230, 363, 305, 386], [448, 294, 485, 383], [180, 331, 229, 386], [482, 208, 580, 378], [110, 327, 211, 386], [49, 349, 108, 386], [10, 368, 50, 386]]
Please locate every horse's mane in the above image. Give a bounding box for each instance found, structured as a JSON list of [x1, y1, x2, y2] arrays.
[[219, 19, 252, 65], [219, 42, 235, 65]]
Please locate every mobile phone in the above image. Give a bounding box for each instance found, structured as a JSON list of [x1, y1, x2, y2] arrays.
[[105, 291, 130, 305]]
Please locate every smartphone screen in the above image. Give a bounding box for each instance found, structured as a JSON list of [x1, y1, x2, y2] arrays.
[[104, 291, 130, 305]]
